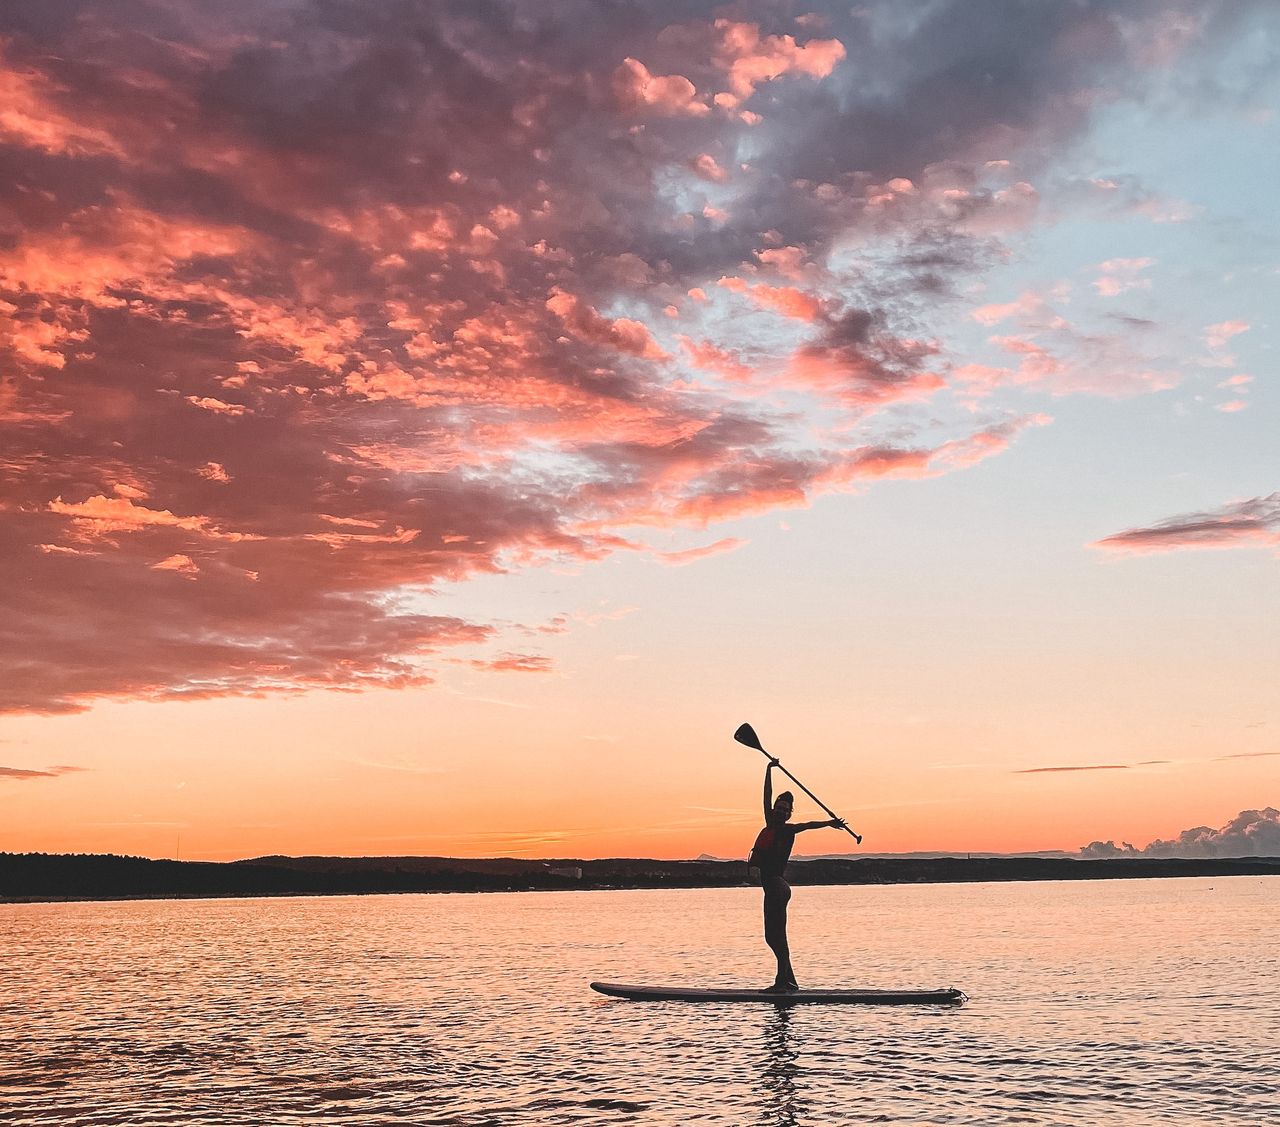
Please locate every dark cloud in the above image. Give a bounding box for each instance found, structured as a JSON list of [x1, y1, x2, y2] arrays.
[[1104, 313, 1157, 329], [787, 306, 944, 406], [1015, 756, 1172, 775], [0, 765, 86, 780], [1094, 494, 1280, 554]]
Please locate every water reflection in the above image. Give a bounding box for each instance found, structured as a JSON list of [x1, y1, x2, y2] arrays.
[[760, 1006, 800, 1127], [1, 880, 1277, 1126]]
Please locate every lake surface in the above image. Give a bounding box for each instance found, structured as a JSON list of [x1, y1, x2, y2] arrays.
[[2, 877, 1276, 1125]]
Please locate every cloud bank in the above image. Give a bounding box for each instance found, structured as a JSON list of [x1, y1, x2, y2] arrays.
[[1081, 807, 1280, 858], [0, 1, 1267, 713]]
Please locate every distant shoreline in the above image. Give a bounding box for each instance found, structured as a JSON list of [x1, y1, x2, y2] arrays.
[[3, 853, 1279, 905]]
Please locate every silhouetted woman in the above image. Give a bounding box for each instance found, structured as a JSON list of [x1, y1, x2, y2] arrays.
[[748, 758, 845, 991]]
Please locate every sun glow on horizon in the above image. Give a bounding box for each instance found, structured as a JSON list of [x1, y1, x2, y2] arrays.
[[0, 2, 1275, 862]]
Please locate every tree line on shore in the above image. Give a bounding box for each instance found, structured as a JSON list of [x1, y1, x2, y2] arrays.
[[3, 851, 1279, 903]]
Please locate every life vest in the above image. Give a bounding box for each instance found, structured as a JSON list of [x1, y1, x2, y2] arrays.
[[748, 825, 776, 869]]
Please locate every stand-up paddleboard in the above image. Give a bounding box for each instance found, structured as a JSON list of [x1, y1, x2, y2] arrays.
[[590, 982, 967, 1005]]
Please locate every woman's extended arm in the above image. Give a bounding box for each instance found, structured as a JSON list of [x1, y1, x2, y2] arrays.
[[794, 818, 847, 833], [763, 763, 775, 821]]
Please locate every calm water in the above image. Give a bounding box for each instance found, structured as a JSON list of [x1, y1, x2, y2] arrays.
[[2, 877, 1276, 1126]]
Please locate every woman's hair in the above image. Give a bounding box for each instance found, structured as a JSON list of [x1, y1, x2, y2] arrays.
[[775, 791, 794, 805]]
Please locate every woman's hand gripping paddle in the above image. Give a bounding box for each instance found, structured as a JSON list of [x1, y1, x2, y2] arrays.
[[734, 722, 863, 845]]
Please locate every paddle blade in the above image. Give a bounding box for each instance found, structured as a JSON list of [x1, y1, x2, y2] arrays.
[[733, 722, 763, 751]]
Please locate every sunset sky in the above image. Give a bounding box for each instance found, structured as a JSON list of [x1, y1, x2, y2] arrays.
[[1, 1, 1276, 862]]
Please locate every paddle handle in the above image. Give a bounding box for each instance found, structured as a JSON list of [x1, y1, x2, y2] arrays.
[[756, 748, 862, 845]]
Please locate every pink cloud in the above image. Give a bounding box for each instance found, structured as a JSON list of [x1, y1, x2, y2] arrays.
[[1131, 195, 1197, 223], [670, 475, 814, 525], [1204, 320, 1250, 348], [546, 289, 669, 359], [971, 291, 1060, 327], [653, 537, 746, 566], [1093, 257, 1154, 296], [613, 58, 709, 117], [957, 321, 1177, 399], [679, 337, 754, 382], [714, 20, 846, 99], [990, 335, 1064, 379], [463, 653, 554, 674], [718, 277, 824, 321], [780, 307, 945, 409], [690, 153, 729, 183], [950, 363, 1011, 396], [814, 415, 1051, 492], [755, 246, 808, 279], [865, 177, 917, 209]]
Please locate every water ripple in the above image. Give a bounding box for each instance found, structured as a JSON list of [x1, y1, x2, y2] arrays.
[[1, 877, 1277, 1125]]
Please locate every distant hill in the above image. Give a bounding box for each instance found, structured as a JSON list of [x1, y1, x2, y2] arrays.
[[4, 851, 1279, 904], [239, 854, 551, 875], [699, 850, 1074, 862]]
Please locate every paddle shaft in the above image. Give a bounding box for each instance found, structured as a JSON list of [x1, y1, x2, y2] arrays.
[[753, 746, 862, 844]]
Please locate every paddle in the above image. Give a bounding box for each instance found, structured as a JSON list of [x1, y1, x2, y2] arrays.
[[734, 722, 863, 845]]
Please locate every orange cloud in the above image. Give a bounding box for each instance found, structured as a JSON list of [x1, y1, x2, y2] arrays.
[[186, 396, 250, 416], [152, 554, 200, 577], [0, 62, 125, 157]]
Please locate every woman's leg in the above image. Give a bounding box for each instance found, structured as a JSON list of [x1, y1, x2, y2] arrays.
[[763, 879, 796, 988]]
